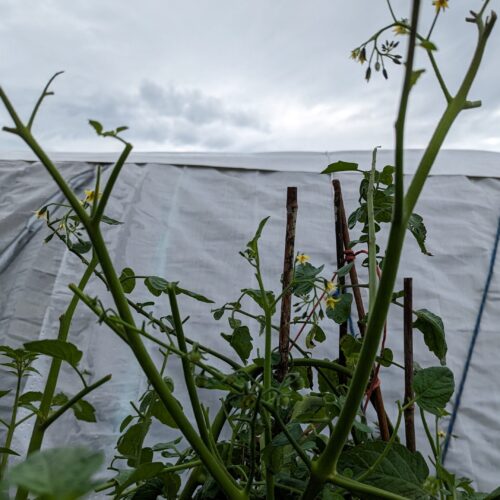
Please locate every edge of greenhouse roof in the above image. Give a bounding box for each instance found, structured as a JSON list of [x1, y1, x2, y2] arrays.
[[0, 148, 499, 177]]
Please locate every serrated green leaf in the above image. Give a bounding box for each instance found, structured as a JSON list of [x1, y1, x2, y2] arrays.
[[144, 276, 169, 296], [177, 286, 214, 304], [379, 165, 395, 185], [414, 366, 454, 415], [120, 267, 136, 294], [7, 447, 103, 500], [338, 441, 429, 498], [420, 39, 437, 51], [151, 397, 181, 429], [246, 217, 270, 255], [131, 477, 164, 500], [24, 340, 82, 367], [337, 261, 354, 277], [305, 324, 326, 349], [410, 69, 426, 87], [293, 263, 324, 296], [326, 293, 353, 324], [322, 161, 359, 174], [271, 423, 303, 446], [100, 214, 123, 225], [291, 395, 325, 423], [69, 239, 92, 254], [118, 421, 151, 460], [18, 391, 43, 404], [221, 325, 253, 364], [115, 462, 165, 496], [119, 414, 134, 433], [413, 309, 447, 364], [408, 213, 432, 256], [242, 288, 275, 313], [71, 399, 96, 422], [88, 119, 103, 135], [379, 348, 394, 367]]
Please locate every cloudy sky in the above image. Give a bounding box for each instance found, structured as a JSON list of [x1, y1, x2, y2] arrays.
[[0, 0, 498, 153]]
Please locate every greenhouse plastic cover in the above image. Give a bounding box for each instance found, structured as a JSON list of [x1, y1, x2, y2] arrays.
[[1, 149, 500, 494]]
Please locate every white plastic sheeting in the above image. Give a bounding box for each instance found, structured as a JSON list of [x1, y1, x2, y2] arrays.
[[1, 150, 500, 494]]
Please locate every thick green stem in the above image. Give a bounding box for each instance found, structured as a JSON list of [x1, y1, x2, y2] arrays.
[[0, 372, 22, 479], [166, 287, 212, 449], [404, 12, 496, 219], [93, 144, 132, 222], [367, 147, 379, 315], [301, 2, 421, 497]]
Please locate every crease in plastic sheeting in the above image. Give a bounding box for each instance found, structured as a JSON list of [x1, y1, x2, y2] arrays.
[[155, 166, 186, 278], [0, 168, 96, 274]]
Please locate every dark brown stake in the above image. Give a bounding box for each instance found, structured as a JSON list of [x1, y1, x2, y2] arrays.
[[333, 180, 348, 377], [404, 277, 416, 452], [332, 179, 390, 442], [277, 187, 298, 382]]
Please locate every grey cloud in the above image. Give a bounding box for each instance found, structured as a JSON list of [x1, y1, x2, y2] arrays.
[[139, 80, 265, 130]]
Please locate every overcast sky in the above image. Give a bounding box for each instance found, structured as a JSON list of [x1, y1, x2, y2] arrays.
[[0, 0, 498, 153]]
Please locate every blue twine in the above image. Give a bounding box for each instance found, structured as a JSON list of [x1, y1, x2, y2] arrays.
[[442, 215, 500, 463]]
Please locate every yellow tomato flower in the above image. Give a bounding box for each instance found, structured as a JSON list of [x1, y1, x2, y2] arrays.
[[296, 254, 310, 265], [432, 0, 449, 13], [393, 24, 408, 35], [84, 189, 102, 203], [325, 296, 340, 309], [438, 429, 446, 439], [326, 281, 337, 293]]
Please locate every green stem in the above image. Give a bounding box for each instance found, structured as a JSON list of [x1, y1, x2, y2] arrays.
[[404, 12, 496, 219], [95, 460, 202, 493], [261, 400, 311, 470], [0, 371, 22, 479], [301, 2, 421, 497], [420, 408, 438, 459], [26, 71, 64, 131], [167, 287, 213, 449], [254, 247, 275, 500], [328, 474, 407, 500], [93, 144, 132, 222], [40, 374, 112, 430], [13, 412, 36, 429], [367, 147, 379, 315]]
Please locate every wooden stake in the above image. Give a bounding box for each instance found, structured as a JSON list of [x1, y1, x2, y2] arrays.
[[404, 277, 416, 452], [332, 179, 390, 442], [277, 187, 298, 382], [333, 180, 347, 376]]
